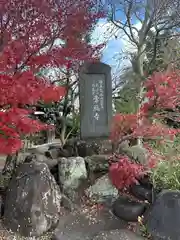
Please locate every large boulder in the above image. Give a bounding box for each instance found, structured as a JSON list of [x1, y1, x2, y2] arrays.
[[3, 162, 61, 237], [130, 183, 153, 203], [58, 157, 87, 200], [85, 155, 110, 173], [85, 174, 118, 205], [112, 195, 147, 222], [145, 190, 180, 239]]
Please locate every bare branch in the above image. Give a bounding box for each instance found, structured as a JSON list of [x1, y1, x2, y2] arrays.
[[124, 1, 139, 45]]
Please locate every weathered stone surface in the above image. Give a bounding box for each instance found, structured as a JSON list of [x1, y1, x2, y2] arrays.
[[85, 155, 110, 173], [146, 190, 180, 240], [52, 207, 127, 240], [130, 183, 153, 203], [118, 140, 130, 152], [49, 145, 73, 158], [24, 153, 48, 163], [24, 153, 59, 169], [76, 140, 101, 157], [79, 62, 112, 139], [99, 139, 113, 154], [3, 162, 61, 237], [123, 145, 148, 165], [52, 231, 90, 240], [93, 229, 144, 240], [0, 172, 11, 190], [45, 148, 63, 159], [58, 157, 87, 200], [112, 195, 147, 222], [85, 174, 118, 204], [28, 145, 50, 155], [0, 195, 4, 217]]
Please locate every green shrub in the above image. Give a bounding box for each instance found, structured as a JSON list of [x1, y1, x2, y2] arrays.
[[151, 159, 180, 190]]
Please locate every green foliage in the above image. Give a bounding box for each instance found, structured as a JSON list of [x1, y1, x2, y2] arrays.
[[138, 216, 152, 239], [114, 85, 139, 114], [114, 96, 138, 114], [35, 102, 61, 124], [151, 159, 180, 191], [144, 30, 180, 75], [149, 134, 180, 191], [65, 113, 80, 139], [148, 134, 180, 156]]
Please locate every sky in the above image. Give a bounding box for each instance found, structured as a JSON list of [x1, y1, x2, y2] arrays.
[[91, 19, 124, 71], [91, 17, 142, 74]]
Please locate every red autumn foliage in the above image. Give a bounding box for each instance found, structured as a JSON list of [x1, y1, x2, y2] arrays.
[[110, 114, 137, 142], [109, 155, 144, 190], [110, 71, 180, 189], [111, 114, 178, 145], [0, 0, 103, 154], [142, 71, 180, 113], [40, 86, 67, 103], [0, 108, 48, 154]]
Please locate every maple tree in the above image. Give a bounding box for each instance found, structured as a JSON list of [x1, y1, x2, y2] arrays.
[[109, 155, 144, 190], [0, 0, 103, 154], [110, 71, 180, 190]]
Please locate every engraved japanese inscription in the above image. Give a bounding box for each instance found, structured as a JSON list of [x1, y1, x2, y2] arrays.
[[92, 74, 105, 121], [79, 62, 112, 139]]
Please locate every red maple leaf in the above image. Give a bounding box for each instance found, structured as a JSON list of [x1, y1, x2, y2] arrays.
[[0, 0, 103, 154]]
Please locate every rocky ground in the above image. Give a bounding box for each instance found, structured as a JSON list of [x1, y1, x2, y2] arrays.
[[0, 140, 147, 240], [0, 205, 143, 240], [0, 184, 144, 240], [0, 139, 178, 239]]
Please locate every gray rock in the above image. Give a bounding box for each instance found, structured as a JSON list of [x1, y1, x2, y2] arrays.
[[146, 190, 180, 240], [0, 172, 11, 190], [28, 145, 50, 154], [93, 229, 144, 240], [99, 139, 113, 154], [58, 157, 87, 200], [24, 153, 48, 163], [76, 140, 101, 157], [45, 148, 63, 159], [122, 145, 148, 165], [85, 174, 118, 204], [112, 195, 147, 222], [3, 162, 61, 237], [24, 153, 59, 169], [85, 155, 110, 173], [118, 140, 130, 152], [0, 195, 4, 217]]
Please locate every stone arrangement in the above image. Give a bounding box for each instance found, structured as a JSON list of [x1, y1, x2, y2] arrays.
[[0, 138, 178, 240]]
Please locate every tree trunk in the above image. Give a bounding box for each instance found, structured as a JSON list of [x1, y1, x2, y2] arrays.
[[137, 83, 144, 147], [132, 45, 146, 146]]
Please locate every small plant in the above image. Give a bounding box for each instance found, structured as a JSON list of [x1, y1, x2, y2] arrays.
[[150, 157, 180, 191], [138, 215, 152, 239]]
